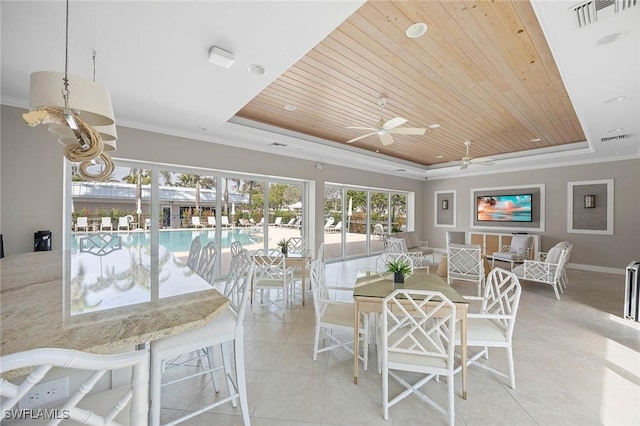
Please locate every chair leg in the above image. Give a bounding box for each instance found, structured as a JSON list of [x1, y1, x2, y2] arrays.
[[220, 342, 238, 408], [202, 348, 220, 393], [382, 365, 389, 420], [234, 338, 251, 426], [507, 346, 516, 390], [313, 325, 321, 361], [447, 372, 455, 426]]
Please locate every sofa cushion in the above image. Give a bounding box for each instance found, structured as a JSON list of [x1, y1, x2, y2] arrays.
[[406, 232, 419, 249], [509, 235, 532, 253], [546, 246, 563, 264]]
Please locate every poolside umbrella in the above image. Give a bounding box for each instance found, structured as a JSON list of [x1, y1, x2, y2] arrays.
[[231, 203, 236, 215]]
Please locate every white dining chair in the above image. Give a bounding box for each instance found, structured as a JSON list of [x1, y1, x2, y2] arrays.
[[252, 248, 292, 309], [447, 243, 484, 296], [150, 249, 254, 426], [513, 245, 568, 300], [197, 241, 218, 284], [379, 289, 457, 424], [185, 236, 202, 271], [1, 348, 149, 426], [455, 267, 522, 389], [310, 259, 368, 370]]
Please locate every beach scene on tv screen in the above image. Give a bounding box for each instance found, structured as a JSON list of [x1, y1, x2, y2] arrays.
[[477, 195, 532, 222]]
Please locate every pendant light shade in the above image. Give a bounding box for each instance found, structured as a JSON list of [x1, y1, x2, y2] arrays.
[[29, 71, 115, 126]]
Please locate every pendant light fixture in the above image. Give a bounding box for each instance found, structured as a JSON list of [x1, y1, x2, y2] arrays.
[[22, 0, 116, 181]]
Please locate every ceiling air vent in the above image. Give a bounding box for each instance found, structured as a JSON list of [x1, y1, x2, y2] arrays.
[[572, 0, 637, 28], [601, 134, 630, 142]]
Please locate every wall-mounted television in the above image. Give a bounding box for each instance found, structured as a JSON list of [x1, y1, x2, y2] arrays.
[[476, 194, 532, 222]]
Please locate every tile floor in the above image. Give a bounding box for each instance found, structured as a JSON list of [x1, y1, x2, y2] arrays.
[[160, 255, 640, 425]]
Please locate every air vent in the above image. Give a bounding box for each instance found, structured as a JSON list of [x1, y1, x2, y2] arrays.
[[572, 0, 637, 28], [601, 134, 630, 142], [270, 142, 287, 147]]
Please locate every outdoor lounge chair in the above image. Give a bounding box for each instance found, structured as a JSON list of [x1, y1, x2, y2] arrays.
[[75, 216, 89, 232], [273, 217, 283, 227], [221, 216, 232, 228], [117, 216, 131, 231], [191, 216, 203, 228], [207, 216, 216, 228], [323, 217, 335, 229], [327, 221, 342, 232], [100, 216, 113, 231]]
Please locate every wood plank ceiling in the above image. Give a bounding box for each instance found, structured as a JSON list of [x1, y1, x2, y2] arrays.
[[236, 0, 585, 167]]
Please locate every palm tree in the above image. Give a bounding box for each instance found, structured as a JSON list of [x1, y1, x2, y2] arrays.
[[174, 174, 215, 217]]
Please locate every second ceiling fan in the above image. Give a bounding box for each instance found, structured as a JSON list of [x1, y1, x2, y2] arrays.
[[346, 98, 426, 146]]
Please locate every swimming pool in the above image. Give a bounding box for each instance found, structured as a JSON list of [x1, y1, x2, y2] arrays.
[[72, 228, 262, 252]]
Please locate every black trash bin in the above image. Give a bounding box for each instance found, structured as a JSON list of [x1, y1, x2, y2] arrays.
[[34, 230, 52, 252]]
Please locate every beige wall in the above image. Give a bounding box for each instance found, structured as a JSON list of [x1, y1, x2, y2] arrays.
[[424, 159, 640, 272], [1, 105, 424, 255]]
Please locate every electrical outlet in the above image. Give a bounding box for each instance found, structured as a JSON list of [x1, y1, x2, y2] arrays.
[[19, 376, 69, 409]]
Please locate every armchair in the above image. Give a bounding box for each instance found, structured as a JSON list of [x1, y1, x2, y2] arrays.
[[491, 235, 533, 270], [513, 244, 569, 300]]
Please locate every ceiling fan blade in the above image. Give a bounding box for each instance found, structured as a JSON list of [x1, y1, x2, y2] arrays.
[[460, 162, 469, 170], [346, 132, 377, 143], [382, 117, 408, 130], [471, 157, 493, 163], [389, 127, 426, 135], [379, 132, 395, 146], [346, 126, 378, 131]]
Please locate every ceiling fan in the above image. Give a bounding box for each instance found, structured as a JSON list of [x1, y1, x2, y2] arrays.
[[346, 98, 426, 146], [460, 140, 493, 170]]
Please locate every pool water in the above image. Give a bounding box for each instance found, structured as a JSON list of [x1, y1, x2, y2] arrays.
[[72, 228, 262, 252]]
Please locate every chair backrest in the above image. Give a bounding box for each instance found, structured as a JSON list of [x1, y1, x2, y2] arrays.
[[274, 217, 283, 226], [118, 216, 129, 226], [386, 237, 406, 254], [374, 223, 384, 235], [0, 348, 149, 426], [324, 217, 334, 228], [375, 252, 414, 275], [481, 268, 522, 339], [224, 249, 254, 321], [316, 242, 325, 263], [207, 216, 216, 226], [447, 243, 483, 279], [446, 231, 466, 246], [310, 259, 330, 319], [285, 218, 296, 226], [77, 216, 88, 227], [381, 289, 457, 369], [221, 216, 230, 225], [186, 236, 202, 271], [333, 221, 342, 230], [192, 216, 201, 226], [197, 241, 218, 283], [230, 241, 243, 257], [253, 249, 287, 283], [101, 216, 112, 226], [288, 237, 305, 255]]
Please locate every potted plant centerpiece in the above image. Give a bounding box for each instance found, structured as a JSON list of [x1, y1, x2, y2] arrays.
[[277, 238, 290, 256], [387, 258, 412, 286]]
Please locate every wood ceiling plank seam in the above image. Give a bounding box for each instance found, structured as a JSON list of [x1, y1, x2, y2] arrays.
[[345, 8, 509, 131], [482, 0, 575, 143], [330, 22, 505, 150], [437, 0, 562, 146], [510, 0, 586, 140]]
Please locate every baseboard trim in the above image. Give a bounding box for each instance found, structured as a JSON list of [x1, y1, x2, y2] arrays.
[[567, 263, 625, 275]]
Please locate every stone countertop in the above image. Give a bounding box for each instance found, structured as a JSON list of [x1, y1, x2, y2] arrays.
[[1, 251, 229, 363]]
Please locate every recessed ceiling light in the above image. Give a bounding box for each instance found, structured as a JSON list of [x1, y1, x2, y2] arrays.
[[436, 155, 444, 159], [375, 150, 380, 153], [284, 105, 296, 111], [607, 128, 624, 133], [530, 138, 541, 142], [406, 23, 428, 39], [248, 64, 267, 75], [428, 124, 440, 129], [596, 32, 626, 45], [605, 96, 627, 103]]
